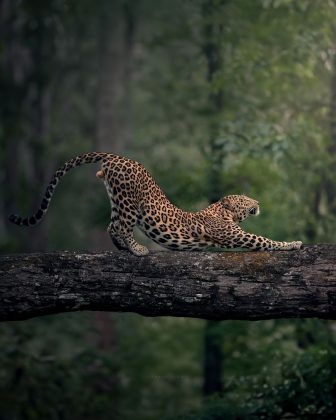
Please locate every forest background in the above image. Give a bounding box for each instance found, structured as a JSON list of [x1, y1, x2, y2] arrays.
[[1, 0, 336, 419]]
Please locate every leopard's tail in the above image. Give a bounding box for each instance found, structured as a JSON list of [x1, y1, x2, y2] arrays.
[[8, 152, 110, 227]]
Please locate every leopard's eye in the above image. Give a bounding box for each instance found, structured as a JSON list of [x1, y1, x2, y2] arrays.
[[249, 207, 257, 215]]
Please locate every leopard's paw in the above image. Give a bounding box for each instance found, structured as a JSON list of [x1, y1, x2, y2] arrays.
[[131, 245, 149, 256], [290, 241, 303, 250]]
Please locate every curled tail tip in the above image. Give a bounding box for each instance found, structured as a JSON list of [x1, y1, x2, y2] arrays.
[[8, 214, 23, 226], [8, 213, 39, 226]]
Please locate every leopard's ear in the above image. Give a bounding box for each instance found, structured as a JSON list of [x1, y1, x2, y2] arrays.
[[221, 197, 233, 211]]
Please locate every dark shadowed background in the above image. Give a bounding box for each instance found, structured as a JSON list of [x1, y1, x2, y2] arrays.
[[1, 0, 336, 419]]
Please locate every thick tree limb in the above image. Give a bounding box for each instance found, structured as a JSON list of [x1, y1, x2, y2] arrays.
[[0, 245, 335, 322]]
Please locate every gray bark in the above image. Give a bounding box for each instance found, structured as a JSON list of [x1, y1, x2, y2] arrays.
[[0, 245, 335, 322]]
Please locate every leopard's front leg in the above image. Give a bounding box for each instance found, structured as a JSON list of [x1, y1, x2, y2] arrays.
[[214, 224, 302, 251], [235, 234, 302, 251]]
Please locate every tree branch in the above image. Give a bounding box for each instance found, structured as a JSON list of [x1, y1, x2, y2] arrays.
[[1, 245, 335, 322]]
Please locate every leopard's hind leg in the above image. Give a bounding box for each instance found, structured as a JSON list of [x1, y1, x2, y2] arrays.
[[108, 213, 149, 256], [107, 219, 128, 251], [107, 205, 149, 255], [103, 177, 149, 256], [117, 213, 149, 256]]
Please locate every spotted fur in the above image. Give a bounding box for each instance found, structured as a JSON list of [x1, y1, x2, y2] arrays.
[[9, 152, 302, 255]]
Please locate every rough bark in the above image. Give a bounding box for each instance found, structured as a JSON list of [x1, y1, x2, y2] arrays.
[[0, 245, 335, 322]]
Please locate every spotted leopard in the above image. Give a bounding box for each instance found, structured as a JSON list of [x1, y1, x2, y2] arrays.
[[9, 152, 302, 255]]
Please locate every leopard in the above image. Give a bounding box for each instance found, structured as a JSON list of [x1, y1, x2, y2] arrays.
[[9, 152, 302, 256]]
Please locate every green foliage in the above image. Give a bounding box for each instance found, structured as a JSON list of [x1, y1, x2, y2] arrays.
[[178, 346, 336, 420], [0, 315, 120, 420], [0, 314, 203, 420]]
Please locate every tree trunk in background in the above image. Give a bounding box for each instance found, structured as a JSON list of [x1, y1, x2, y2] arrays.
[[90, 0, 135, 252], [202, 0, 226, 397], [293, 42, 336, 352], [0, 1, 57, 252], [89, 3, 136, 418], [309, 44, 336, 238], [0, 0, 28, 249], [26, 9, 53, 252], [326, 46, 336, 214], [95, 0, 134, 155], [203, 320, 223, 395], [307, 45, 336, 241]]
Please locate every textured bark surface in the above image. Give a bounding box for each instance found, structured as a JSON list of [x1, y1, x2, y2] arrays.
[[0, 245, 336, 322]]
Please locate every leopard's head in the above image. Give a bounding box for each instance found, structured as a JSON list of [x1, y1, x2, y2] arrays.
[[221, 195, 259, 222]]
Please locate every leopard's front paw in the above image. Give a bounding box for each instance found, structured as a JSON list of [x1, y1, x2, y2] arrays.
[[131, 245, 150, 256], [290, 241, 303, 250]]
